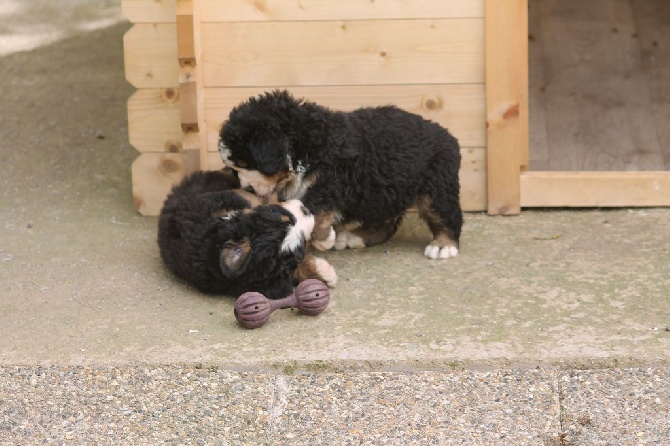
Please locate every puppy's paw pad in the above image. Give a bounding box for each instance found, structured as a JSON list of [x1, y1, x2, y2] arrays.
[[424, 245, 459, 260], [314, 257, 337, 288], [312, 227, 336, 251]]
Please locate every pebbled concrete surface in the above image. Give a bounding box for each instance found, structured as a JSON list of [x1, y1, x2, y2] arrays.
[[559, 368, 670, 445], [1, 366, 668, 445], [0, 366, 561, 445], [0, 1, 669, 443]]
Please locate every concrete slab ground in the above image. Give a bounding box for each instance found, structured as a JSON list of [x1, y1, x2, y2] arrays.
[[0, 1, 669, 444]]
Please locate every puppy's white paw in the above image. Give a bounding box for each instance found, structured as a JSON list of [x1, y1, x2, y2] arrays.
[[424, 244, 459, 260], [334, 231, 349, 250], [334, 231, 366, 250], [346, 233, 365, 249], [313, 257, 338, 288], [312, 227, 336, 251]]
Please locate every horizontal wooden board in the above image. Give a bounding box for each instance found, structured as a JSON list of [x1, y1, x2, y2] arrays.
[[205, 147, 487, 213], [204, 85, 485, 151], [520, 171, 670, 207], [127, 89, 182, 153], [122, 0, 484, 24], [124, 24, 178, 89], [122, 0, 176, 23], [132, 153, 185, 216], [199, 0, 484, 22], [201, 19, 484, 87]]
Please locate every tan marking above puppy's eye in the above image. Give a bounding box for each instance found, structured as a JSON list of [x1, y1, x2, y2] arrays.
[[280, 215, 291, 223]]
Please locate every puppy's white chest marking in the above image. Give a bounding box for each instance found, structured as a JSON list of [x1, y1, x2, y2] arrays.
[[295, 160, 306, 177], [280, 200, 315, 254], [282, 163, 313, 201]]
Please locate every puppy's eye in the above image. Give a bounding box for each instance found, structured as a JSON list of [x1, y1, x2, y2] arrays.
[[235, 160, 248, 168]]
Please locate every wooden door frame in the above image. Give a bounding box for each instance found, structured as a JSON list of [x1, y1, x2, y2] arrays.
[[485, 0, 670, 215]]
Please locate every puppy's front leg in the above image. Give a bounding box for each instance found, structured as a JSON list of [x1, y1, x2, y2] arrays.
[[310, 211, 337, 251], [294, 254, 338, 288]]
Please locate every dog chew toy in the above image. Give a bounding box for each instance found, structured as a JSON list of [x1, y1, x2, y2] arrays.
[[234, 279, 330, 329]]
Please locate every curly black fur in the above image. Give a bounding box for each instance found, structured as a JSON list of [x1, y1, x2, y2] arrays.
[[157, 170, 310, 299], [219, 90, 463, 250]]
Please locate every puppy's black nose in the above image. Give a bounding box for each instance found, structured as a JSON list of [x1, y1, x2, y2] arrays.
[[300, 205, 311, 216]]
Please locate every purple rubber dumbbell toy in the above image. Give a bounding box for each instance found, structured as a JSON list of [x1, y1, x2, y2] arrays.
[[234, 279, 330, 329]]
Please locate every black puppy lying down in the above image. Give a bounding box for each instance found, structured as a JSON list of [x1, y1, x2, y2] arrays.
[[157, 170, 337, 300]]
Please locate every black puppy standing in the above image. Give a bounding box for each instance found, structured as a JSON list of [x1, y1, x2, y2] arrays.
[[158, 170, 337, 299], [218, 90, 463, 259]]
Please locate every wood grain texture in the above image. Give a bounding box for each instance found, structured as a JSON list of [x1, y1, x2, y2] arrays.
[[521, 171, 670, 207], [127, 88, 182, 153], [631, 0, 670, 169], [177, 0, 198, 136], [122, 0, 176, 23], [176, 13, 195, 67], [459, 147, 488, 212], [485, 0, 528, 215], [528, 0, 549, 171], [536, 0, 664, 171], [123, 24, 178, 89], [198, 0, 484, 22], [132, 153, 185, 216], [201, 19, 484, 87], [203, 85, 486, 152], [192, 0, 209, 170]]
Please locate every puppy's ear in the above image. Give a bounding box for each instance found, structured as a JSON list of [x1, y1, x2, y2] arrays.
[[219, 238, 252, 279], [250, 123, 288, 176]]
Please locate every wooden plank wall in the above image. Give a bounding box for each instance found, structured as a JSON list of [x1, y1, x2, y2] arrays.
[[123, 0, 180, 216], [123, 0, 487, 215]]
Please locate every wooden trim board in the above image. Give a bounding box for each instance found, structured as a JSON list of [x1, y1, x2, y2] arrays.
[[521, 171, 670, 207], [485, 0, 529, 215]]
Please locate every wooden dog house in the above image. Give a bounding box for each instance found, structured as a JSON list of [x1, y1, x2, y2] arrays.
[[122, 0, 670, 216]]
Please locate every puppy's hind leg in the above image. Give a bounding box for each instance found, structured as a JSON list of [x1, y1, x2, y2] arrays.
[[417, 194, 462, 259], [416, 154, 463, 259], [333, 221, 366, 250], [334, 216, 404, 250], [310, 211, 337, 251]]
